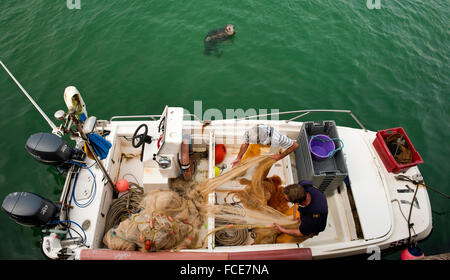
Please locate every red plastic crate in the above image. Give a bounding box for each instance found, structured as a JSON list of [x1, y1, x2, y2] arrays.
[[372, 127, 423, 173]]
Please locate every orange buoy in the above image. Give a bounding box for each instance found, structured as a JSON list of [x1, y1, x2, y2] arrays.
[[215, 144, 226, 164], [115, 179, 130, 193]]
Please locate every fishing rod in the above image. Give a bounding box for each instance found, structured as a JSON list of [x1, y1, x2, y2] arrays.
[[0, 60, 59, 133]]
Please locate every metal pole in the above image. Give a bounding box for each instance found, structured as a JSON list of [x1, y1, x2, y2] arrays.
[[74, 118, 116, 190], [285, 111, 311, 122], [349, 111, 367, 131], [0, 60, 58, 131]]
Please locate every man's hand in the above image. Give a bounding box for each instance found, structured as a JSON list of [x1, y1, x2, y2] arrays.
[[271, 141, 298, 162], [273, 223, 285, 233], [270, 154, 283, 161], [232, 143, 249, 168], [273, 222, 304, 237], [231, 158, 241, 168]]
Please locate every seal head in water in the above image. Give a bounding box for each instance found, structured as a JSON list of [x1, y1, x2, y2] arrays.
[[205, 24, 235, 42], [204, 24, 235, 56]]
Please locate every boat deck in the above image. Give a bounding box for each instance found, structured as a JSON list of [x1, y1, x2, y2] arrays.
[[54, 118, 432, 260], [101, 130, 362, 253]]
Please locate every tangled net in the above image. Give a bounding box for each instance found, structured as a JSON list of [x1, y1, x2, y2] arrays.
[[103, 189, 204, 251], [103, 154, 298, 251], [198, 156, 294, 225], [197, 155, 296, 245]]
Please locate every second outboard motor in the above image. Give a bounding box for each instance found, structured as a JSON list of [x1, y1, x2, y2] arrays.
[[1, 192, 59, 227], [25, 132, 82, 167]]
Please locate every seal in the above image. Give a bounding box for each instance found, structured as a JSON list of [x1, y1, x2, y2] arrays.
[[204, 24, 235, 56]]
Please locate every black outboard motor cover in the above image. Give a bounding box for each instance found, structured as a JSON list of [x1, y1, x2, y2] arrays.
[[25, 133, 75, 166], [2, 192, 58, 226]]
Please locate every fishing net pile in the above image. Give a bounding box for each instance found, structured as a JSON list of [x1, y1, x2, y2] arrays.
[[103, 189, 204, 251], [197, 155, 297, 245], [103, 153, 300, 252], [199, 156, 293, 224]]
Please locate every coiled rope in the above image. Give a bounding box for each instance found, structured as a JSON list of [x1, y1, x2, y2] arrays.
[[213, 204, 249, 246], [215, 225, 249, 246], [105, 182, 144, 232]]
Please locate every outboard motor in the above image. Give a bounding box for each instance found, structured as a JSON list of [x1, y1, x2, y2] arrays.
[[1, 192, 59, 227], [25, 132, 83, 168]]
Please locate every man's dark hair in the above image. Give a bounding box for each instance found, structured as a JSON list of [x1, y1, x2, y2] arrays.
[[283, 184, 307, 204]]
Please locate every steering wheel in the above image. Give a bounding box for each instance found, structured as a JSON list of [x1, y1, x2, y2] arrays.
[[132, 124, 152, 161]]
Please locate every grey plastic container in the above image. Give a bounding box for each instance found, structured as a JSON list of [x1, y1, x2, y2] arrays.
[[294, 120, 348, 193]]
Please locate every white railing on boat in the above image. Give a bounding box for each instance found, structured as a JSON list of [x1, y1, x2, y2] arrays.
[[109, 109, 367, 131], [109, 115, 162, 121]]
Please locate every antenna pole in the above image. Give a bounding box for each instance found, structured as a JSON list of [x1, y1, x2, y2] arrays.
[[0, 60, 58, 131]]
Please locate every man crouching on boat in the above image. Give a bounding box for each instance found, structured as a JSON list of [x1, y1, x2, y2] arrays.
[[273, 181, 328, 238], [231, 125, 299, 167]]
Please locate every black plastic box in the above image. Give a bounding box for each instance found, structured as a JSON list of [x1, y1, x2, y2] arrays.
[[294, 120, 348, 193]]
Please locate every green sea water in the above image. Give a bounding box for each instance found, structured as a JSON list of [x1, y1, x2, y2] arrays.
[[0, 0, 448, 260]]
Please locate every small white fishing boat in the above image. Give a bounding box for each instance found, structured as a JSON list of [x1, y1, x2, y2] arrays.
[[1, 62, 432, 260]]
